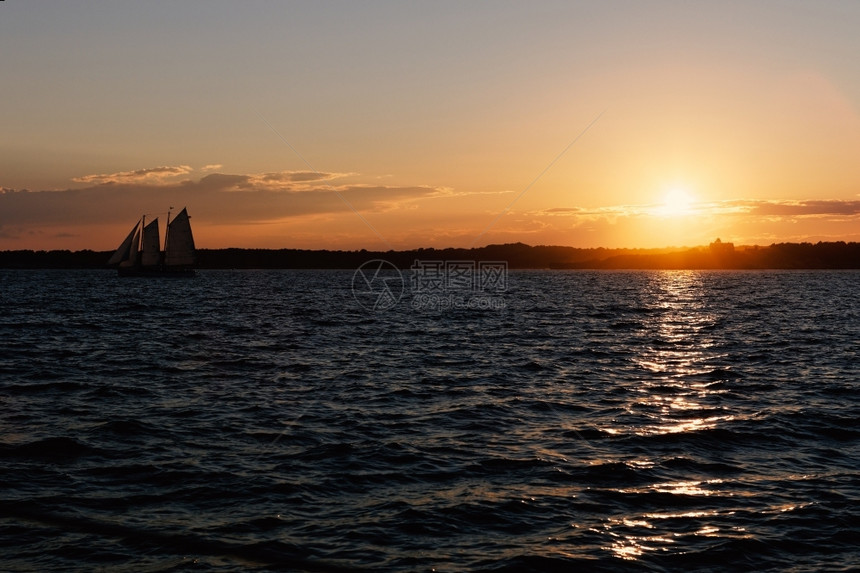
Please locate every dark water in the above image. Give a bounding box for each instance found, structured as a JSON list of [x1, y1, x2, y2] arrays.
[[1, 269, 858, 572]]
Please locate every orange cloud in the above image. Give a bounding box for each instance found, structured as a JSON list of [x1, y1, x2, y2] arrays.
[[532, 199, 860, 221], [0, 169, 448, 228], [225, 171, 357, 191], [73, 165, 193, 185]]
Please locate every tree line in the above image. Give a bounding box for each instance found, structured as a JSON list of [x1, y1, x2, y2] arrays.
[[0, 241, 858, 269]]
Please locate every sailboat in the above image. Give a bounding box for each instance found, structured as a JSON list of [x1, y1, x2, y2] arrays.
[[108, 207, 196, 277]]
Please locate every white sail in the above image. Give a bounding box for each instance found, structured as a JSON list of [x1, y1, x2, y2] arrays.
[[141, 218, 161, 267], [164, 207, 195, 267], [108, 221, 140, 265], [120, 227, 141, 267]]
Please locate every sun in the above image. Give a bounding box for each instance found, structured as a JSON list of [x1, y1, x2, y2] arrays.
[[658, 187, 695, 217]]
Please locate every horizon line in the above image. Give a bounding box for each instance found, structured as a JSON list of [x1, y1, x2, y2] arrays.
[[3, 238, 859, 255]]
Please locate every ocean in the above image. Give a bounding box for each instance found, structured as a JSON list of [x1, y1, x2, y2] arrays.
[[1, 268, 858, 572]]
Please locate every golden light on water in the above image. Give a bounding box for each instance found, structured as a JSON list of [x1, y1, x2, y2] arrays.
[[598, 271, 735, 438], [644, 510, 734, 520], [603, 489, 737, 560], [594, 271, 753, 563], [617, 479, 726, 497], [603, 516, 678, 560]]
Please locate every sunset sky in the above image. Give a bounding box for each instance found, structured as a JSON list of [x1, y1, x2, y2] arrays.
[[2, 1, 859, 251]]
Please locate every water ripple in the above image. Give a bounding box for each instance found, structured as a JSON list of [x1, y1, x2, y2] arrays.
[[0, 269, 858, 571]]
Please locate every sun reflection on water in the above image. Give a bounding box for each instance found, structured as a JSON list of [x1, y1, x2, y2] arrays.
[[602, 271, 734, 438], [596, 271, 745, 561], [617, 478, 726, 496], [602, 503, 742, 560]]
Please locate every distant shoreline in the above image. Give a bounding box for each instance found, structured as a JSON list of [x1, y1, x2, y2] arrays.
[[1, 241, 858, 270]]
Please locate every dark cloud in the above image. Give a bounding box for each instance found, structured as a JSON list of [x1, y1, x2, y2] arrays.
[[0, 171, 444, 228], [196, 173, 252, 190]]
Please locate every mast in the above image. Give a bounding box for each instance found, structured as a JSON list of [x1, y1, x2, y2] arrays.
[[164, 207, 173, 261]]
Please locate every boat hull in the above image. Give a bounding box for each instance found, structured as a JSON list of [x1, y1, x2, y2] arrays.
[[117, 266, 196, 278]]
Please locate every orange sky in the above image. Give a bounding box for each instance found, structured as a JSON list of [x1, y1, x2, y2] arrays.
[[2, 2, 859, 251]]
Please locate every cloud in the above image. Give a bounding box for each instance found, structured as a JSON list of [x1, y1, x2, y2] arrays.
[[262, 171, 349, 183], [247, 170, 355, 190], [747, 200, 860, 217], [0, 168, 448, 229], [542, 207, 583, 215], [195, 173, 251, 191], [533, 199, 860, 221], [4, 163, 860, 250], [188, 170, 354, 192], [531, 204, 644, 219], [73, 165, 194, 185], [201, 164, 223, 171]]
